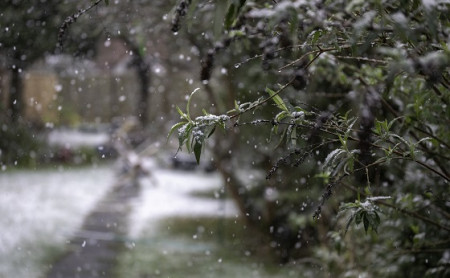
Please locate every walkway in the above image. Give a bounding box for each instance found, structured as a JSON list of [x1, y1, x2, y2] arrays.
[[47, 180, 140, 278]]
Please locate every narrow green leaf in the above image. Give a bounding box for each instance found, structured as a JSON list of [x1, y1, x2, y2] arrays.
[[344, 213, 356, 235], [224, 3, 236, 29], [181, 123, 193, 151], [345, 156, 354, 173], [176, 106, 189, 121], [346, 118, 357, 136], [234, 100, 240, 112], [275, 111, 289, 122], [382, 119, 389, 132], [194, 140, 202, 164], [338, 135, 346, 148], [274, 126, 288, 149], [409, 144, 416, 159], [387, 117, 401, 130], [266, 87, 288, 112], [168, 121, 188, 141], [207, 126, 216, 138], [224, 0, 247, 29], [355, 210, 363, 225], [363, 213, 370, 233], [367, 212, 380, 233], [186, 88, 200, 120], [373, 122, 382, 135], [339, 202, 360, 211], [291, 127, 297, 145], [323, 148, 345, 170], [310, 30, 322, 45], [271, 125, 279, 135]]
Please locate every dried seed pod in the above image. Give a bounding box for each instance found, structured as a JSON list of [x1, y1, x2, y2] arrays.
[[171, 0, 192, 33]]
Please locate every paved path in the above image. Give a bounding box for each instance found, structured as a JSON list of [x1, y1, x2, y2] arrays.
[[47, 180, 140, 278]]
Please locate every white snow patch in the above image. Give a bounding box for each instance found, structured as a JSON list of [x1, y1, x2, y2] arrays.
[[367, 196, 392, 202], [0, 165, 114, 278], [47, 128, 109, 148], [0, 160, 240, 277], [129, 167, 239, 238]]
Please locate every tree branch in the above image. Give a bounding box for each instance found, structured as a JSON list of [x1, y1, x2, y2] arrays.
[[342, 182, 450, 232]]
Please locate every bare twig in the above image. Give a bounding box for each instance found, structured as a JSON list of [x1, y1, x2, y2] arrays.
[[334, 55, 389, 65]]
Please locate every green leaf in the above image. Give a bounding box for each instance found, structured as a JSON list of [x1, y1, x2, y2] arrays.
[[344, 213, 356, 235], [314, 171, 330, 184], [363, 213, 370, 233], [186, 88, 200, 120], [168, 121, 188, 141], [345, 156, 354, 173], [369, 212, 381, 233], [266, 87, 288, 112], [323, 148, 346, 170], [338, 135, 346, 149], [180, 123, 193, 150], [193, 140, 202, 164], [229, 30, 245, 38], [409, 144, 416, 159], [224, 0, 247, 29], [410, 224, 419, 234], [224, 3, 236, 30], [381, 119, 389, 132], [176, 106, 189, 121], [271, 125, 279, 136], [387, 117, 401, 130], [290, 127, 297, 145], [345, 118, 357, 138], [234, 100, 240, 112], [310, 29, 323, 45], [207, 126, 216, 138], [339, 202, 360, 211], [355, 210, 363, 225], [274, 126, 288, 149], [104, 0, 109, 5], [373, 120, 382, 135], [275, 111, 289, 122]]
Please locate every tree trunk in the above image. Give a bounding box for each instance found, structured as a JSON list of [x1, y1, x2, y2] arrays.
[[9, 66, 23, 123], [136, 58, 150, 126], [118, 35, 151, 127]]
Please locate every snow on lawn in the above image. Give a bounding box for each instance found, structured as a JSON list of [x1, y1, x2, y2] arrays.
[[0, 158, 239, 277], [47, 128, 110, 148], [129, 165, 239, 238], [0, 165, 115, 278]]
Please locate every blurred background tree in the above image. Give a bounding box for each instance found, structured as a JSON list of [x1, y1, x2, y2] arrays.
[[0, 0, 79, 166], [0, 0, 191, 166], [0, 0, 88, 123]]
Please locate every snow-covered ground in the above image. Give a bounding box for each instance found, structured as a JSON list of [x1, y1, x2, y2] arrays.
[[46, 128, 110, 148], [0, 165, 115, 278], [129, 164, 239, 237], [0, 160, 238, 278]]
